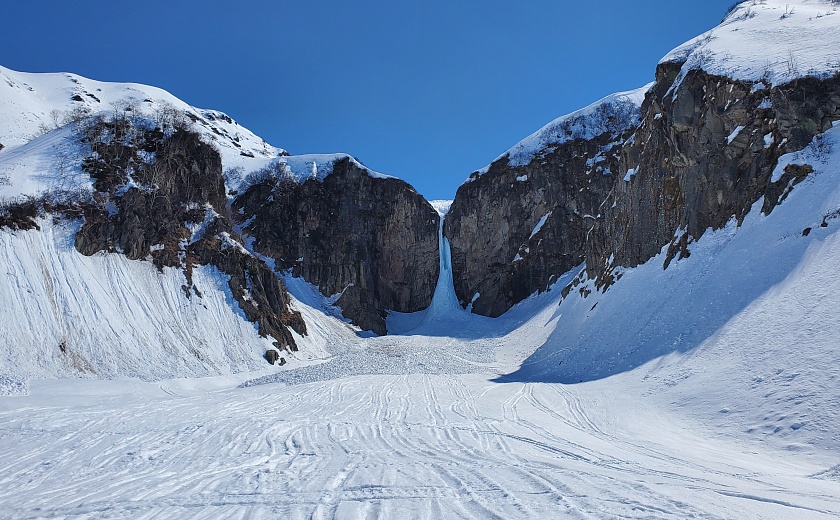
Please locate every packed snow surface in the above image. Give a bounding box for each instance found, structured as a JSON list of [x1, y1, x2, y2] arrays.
[[663, 0, 840, 87]]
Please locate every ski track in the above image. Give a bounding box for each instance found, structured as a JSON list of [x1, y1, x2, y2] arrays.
[[1, 374, 838, 519]]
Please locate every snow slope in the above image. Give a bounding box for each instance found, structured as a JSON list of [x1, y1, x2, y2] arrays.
[[503, 125, 840, 454], [0, 218, 283, 386], [471, 84, 652, 177], [663, 0, 840, 87]]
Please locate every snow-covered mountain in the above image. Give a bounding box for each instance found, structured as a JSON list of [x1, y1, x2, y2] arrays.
[[2, 1, 840, 517], [0, 64, 440, 384], [0, 65, 397, 201]]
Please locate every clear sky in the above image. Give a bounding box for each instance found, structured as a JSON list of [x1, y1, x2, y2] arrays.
[[2, 0, 735, 200]]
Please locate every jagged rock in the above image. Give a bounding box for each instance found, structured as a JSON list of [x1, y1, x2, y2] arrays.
[[74, 119, 305, 350], [75, 123, 226, 266], [0, 196, 42, 231], [446, 109, 638, 317], [448, 64, 840, 316], [585, 67, 840, 285], [188, 224, 306, 350], [265, 350, 279, 365], [233, 158, 439, 334]]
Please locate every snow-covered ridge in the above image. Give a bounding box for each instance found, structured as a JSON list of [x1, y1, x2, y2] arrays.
[[0, 66, 391, 199], [470, 0, 840, 182], [471, 84, 652, 178], [230, 153, 395, 195], [0, 66, 283, 162], [662, 0, 840, 87]]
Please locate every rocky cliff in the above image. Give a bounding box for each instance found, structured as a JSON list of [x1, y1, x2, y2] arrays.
[[445, 90, 646, 316], [586, 66, 840, 286], [232, 158, 440, 335], [446, 0, 840, 316], [72, 115, 306, 350]]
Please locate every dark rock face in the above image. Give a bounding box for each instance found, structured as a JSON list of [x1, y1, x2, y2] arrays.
[[585, 66, 840, 285], [447, 64, 840, 317], [233, 158, 439, 335], [446, 116, 637, 317], [75, 125, 226, 264], [73, 118, 305, 350], [265, 350, 279, 365], [0, 196, 44, 231]]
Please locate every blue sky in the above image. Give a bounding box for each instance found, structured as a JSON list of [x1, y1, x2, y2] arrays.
[[2, 1, 735, 200]]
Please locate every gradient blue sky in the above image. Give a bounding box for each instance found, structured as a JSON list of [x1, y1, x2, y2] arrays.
[[2, 1, 735, 200]]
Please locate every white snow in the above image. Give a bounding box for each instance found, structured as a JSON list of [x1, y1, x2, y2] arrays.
[[529, 211, 552, 239], [623, 167, 639, 181], [3, 123, 840, 518], [0, 126, 89, 200], [728, 125, 746, 144], [662, 0, 840, 88], [471, 84, 652, 178], [428, 199, 453, 216]]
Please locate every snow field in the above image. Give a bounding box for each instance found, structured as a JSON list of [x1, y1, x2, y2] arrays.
[[2, 373, 839, 519]]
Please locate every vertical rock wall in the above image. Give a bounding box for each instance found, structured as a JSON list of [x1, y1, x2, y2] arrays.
[[233, 158, 440, 335]]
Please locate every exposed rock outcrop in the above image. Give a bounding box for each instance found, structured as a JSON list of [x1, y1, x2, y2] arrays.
[[586, 66, 840, 286], [446, 94, 643, 317], [233, 158, 440, 335], [447, 64, 840, 317], [73, 116, 305, 350]]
